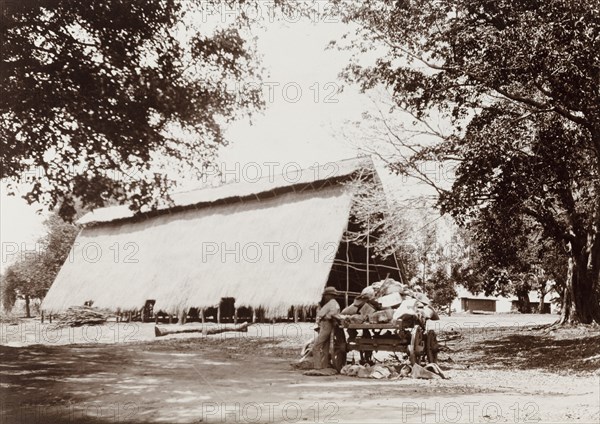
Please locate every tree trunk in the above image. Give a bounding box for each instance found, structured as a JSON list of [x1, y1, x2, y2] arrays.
[[24, 295, 31, 318], [538, 285, 546, 314], [155, 322, 251, 337], [515, 287, 531, 313], [559, 236, 600, 324]]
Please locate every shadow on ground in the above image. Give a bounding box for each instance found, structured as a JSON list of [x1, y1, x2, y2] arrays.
[[0, 338, 296, 424], [455, 327, 600, 374], [2, 324, 598, 423]]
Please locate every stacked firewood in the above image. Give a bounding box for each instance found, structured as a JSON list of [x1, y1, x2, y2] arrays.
[[55, 306, 109, 327]]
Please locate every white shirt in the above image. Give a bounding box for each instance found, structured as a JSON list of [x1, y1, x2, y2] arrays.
[[316, 298, 340, 323]]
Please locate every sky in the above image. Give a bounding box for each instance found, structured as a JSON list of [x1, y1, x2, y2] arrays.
[[0, 7, 446, 272], [206, 17, 369, 178]]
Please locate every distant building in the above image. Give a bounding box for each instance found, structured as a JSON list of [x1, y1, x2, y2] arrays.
[[451, 285, 558, 314]]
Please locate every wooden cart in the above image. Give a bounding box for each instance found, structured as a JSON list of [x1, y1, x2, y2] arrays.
[[331, 316, 439, 372]]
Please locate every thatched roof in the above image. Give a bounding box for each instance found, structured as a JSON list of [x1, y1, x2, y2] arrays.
[[42, 157, 378, 316], [77, 157, 374, 226]]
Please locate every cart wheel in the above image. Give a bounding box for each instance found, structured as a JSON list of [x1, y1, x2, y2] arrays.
[[425, 330, 439, 364], [331, 326, 347, 372], [408, 326, 424, 366]]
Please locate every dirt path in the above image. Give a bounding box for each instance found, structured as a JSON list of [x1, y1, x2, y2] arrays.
[[1, 317, 599, 423]]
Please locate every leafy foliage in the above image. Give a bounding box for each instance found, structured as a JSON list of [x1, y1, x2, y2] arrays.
[[2, 214, 79, 314], [333, 0, 600, 323], [1, 0, 264, 219], [345, 173, 411, 258], [423, 266, 457, 315]]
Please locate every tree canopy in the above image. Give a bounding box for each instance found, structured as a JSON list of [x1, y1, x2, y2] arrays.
[[334, 0, 600, 323], [2, 214, 79, 316], [1, 0, 264, 219]]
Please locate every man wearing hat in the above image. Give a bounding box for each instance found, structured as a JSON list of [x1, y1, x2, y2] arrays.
[[313, 286, 341, 369]]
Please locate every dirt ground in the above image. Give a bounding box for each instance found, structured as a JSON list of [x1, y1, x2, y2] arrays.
[[1, 314, 599, 424]]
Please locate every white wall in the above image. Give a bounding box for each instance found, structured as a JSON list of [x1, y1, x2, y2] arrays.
[[452, 284, 556, 314]]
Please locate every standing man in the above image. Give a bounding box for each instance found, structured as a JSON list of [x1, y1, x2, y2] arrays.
[[313, 286, 341, 369]]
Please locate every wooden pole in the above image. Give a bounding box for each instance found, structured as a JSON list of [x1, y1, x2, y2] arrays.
[[200, 309, 205, 325], [252, 308, 257, 324], [345, 240, 350, 307], [293, 306, 299, 323], [234, 308, 238, 325], [49, 314, 52, 323], [392, 251, 404, 284], [217, 305, 221, 324], [156, 322, 250, 337], [366, 216, 370, 286]]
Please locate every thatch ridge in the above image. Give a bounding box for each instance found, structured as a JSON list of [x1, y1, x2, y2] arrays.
[[78, 157, 374, 226]]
